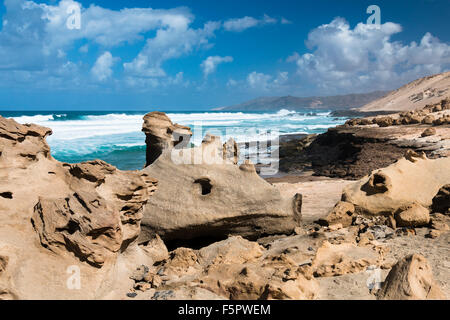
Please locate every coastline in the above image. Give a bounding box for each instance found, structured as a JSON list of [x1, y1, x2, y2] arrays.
[[0, 98, 449, 300]]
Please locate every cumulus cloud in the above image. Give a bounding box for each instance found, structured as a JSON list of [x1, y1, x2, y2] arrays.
[[201, 56, 233, 77], [223, 14, 277, 32], [91, 52, 115, 82], [289, 18, 450, 93], [247, 71, 288, 91], [25, 0, 197, 48], [123, 20, 220, 78], [0, 0, 219, 89]]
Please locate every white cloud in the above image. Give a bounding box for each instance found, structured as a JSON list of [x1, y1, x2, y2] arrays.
[[79, 44, 89, 53], [227, 78, 238, 87], [123, 71, 188, 90], [223, 16, 258, 32], [247, 71, 288, 91], [281, 18, 292, 25], [223, 14, 278, 32], [201, 56, 233, 77], [289, 18, 450, 93], [25, 0, 197, 48], [123, 21, 220, 79], [0, 0, 220, 89], [91, 52, 115, 82], [286, 52, 300, 63]]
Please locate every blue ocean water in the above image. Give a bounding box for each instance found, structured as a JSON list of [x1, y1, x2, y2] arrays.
[[1, 110, 347, 170]]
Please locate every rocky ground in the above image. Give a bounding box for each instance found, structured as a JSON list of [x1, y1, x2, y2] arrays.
[[0, 99, 449, 301]]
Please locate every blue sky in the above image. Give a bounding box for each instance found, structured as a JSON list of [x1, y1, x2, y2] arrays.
[[0, 0, 449, 110]]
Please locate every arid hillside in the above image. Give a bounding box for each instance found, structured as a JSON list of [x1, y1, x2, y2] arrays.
[[359, 71, 450, 112]]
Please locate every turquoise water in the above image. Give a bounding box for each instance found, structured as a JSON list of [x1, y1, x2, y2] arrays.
[[1, 110, 347, 170]]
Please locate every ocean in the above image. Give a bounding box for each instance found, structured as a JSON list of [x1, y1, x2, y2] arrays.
[[1, 110, 347, 171]]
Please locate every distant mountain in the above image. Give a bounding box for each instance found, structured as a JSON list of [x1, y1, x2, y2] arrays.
[[215, 91, 388, 112], [359, 71, 450, 112]]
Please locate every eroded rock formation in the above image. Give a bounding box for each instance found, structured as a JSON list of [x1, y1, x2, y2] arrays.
[[142, 112, 192, 166], [130, 236, 320, 300], [378, 254, 446, 300], [140, 118, 302, 242], [342, 154, 450, 215], [431, 184, 450, 214], [31, 160, 157, 268], [0, 116, 157, 298]]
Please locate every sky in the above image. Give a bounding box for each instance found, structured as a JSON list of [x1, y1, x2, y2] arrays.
[[0, 0, 449, 110]]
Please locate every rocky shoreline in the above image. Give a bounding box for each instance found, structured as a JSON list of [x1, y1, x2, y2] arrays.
[[279, 99, 450, 179], [0, 100, 449, 300]]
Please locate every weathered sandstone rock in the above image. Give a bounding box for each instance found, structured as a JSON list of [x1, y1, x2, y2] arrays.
[[310, 241, 379, 277], [222, 138, 239, 164], [129, 236, 319, 300], [139, 234, 169, 263], [433, 114, 450, 125], [421, 127, 436, 137], [0, 253, 17, 300], [429, 214, 449, 231], [0, 116, 158, 298], [317, 201, 355, 228], [140, 119, 302, 243], [142, 112, 192, 166], [378, 254, 446, 300], [431, 184, 450, 214], [342, 155, 450, 215], [422, 115, 435, 124], [401, 112, 423, 125], [376, 117, 394, 127], [394, 203, 430, 228], [31, 160, 157, 268]]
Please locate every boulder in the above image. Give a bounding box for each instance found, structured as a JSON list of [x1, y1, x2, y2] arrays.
[[429, 214, 449, 231], [378, 254, 446, 300], [433, 115, 450, 125], [426, 229, 442, 239], [421, 115, 435, 125], [342, 156, 450, 215], [140, 123, 302, 242], [433, 104, 442, 112], [421, 128, 436, 137], [376, 117, 394, 127], [401, 113, 423, 125], [142, 112, 192, 166], [442, 98, 450, 110], [345, 118, 373, 126], [431, 184, 450, 214], [394, 203, 430, 228], [317, 201, 355, 228]]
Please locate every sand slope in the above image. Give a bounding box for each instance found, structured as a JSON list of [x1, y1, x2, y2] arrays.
[[359, 71, 450, 112]]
